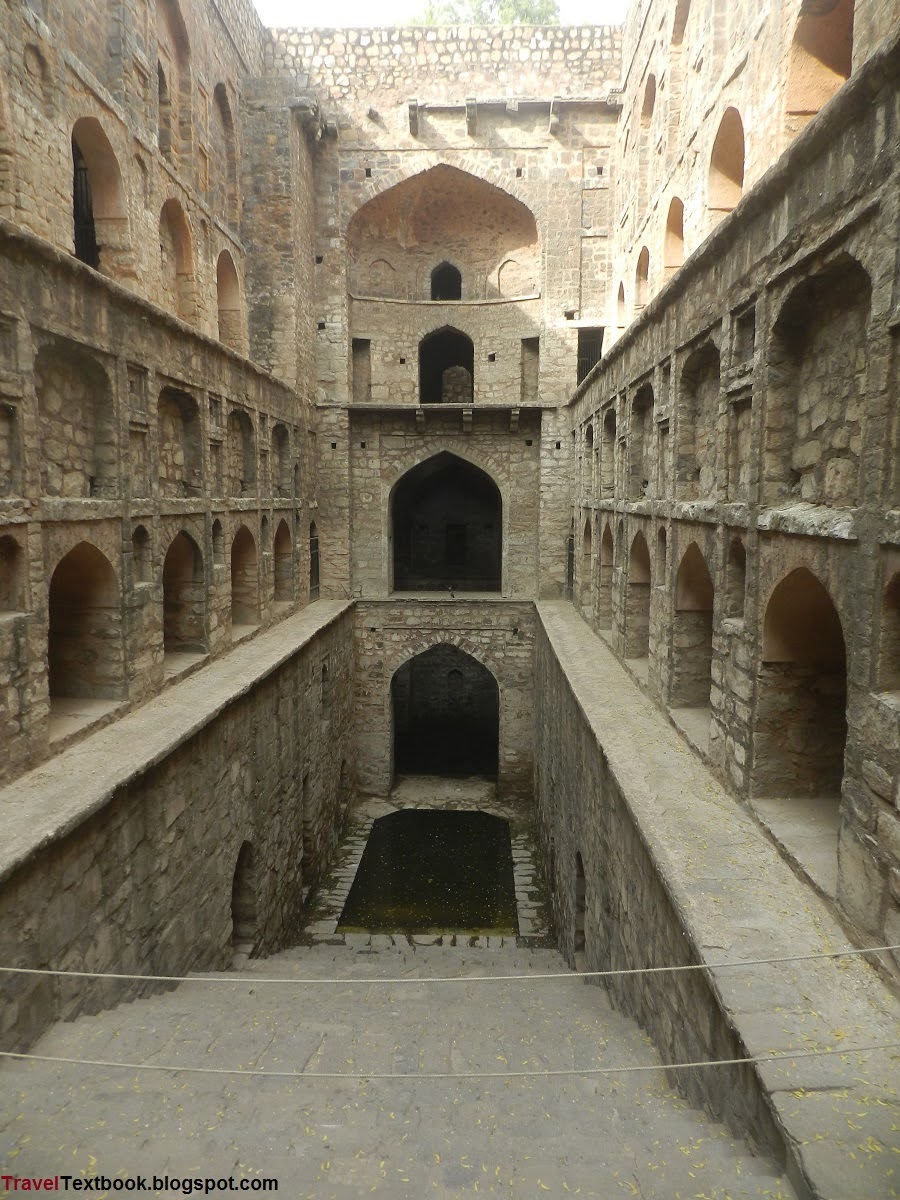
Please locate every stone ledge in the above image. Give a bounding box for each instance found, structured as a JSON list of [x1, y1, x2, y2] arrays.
[[0, 600, 351, 888], [536, 601, 900, 1200]]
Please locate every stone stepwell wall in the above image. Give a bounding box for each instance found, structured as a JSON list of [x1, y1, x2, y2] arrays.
[[0, 603, 353, 1053], [265, 26, 622, 102], [534, 602, 900, 1200]]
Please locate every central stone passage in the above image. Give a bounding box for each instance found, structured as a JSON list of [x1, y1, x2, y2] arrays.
[[338, 809, 518, 934]]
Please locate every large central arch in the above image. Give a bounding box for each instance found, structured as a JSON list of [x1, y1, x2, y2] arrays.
[[391, 452, 502, 592], [391, 643, 500, 779]]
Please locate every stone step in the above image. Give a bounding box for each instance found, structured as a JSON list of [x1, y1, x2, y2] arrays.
[[1, 940, 796, 1197]]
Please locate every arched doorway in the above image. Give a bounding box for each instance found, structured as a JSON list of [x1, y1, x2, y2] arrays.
[[162, 531, 206, 659], [47, 542, 124, 703], [230, 525, 259, 630], [671, 542, 715, 707], [391, 453, 502, 592], [231, 841, 256, 958], [418, 327, 474, 404], [752, 568, 846, 798], [391, 644, 499, 779], [431, 261, 461, 300]]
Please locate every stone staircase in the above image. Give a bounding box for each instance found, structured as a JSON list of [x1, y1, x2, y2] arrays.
[[0, 941, 797, 1199]]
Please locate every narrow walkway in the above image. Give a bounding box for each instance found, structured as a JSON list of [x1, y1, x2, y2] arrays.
[[1, 943, 796, 1199], [537, 602, 900, 1200]]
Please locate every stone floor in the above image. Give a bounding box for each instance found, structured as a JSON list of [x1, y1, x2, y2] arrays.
[[0, 941, 797, 1199]]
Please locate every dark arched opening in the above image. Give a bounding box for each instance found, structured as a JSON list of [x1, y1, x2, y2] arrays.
[[48, 542, 124, 702], [162, 531, 206, 658], [392, 453, 501, 592], [752, 567, 846, 798], [431, 261, 462, 300], [574, 852, 586, 972], [309, 521, 320, 600], [419, 327, 474, 404], [391, 643, 499, 779], [231, 841, 256, 958]]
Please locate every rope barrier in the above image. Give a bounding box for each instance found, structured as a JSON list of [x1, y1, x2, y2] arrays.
[[2, 1041, 897, 1081], [0, 943, 896, 987]]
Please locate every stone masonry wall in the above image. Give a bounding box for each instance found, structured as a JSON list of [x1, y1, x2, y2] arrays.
[[353, 599, 535, 802], [0, 605, 354, 1054], [266, 26, 621, 103], [570, 31, 900, 973], [0, 221, 315, 784], [533, 615, 782, 1155]]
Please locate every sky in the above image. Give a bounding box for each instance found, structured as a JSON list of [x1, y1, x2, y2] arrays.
[[253, 0, 627, 28]]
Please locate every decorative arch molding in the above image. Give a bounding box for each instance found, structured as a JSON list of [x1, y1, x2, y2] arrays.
[[388, 634, 500, 689], [342, 156, 541, 239]]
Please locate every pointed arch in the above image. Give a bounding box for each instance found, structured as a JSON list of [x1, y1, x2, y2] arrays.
[[230, 524, 259, 629], [391, 452, 502, 593], [48, 542, 124, 701], [162, 531, 206, 656], [71, 117, 128, 277], [754, 567, 846, 798], [431, 261, 461, 301], [672, 542, 715, 707], [708, 108, 745, 214], [273, 518, 292, 604], [216, 249, 242, 351], [391, 643, 499, 779], [664, 197, 685, 272], [212, 82, 238, 224], [418, 326, 474, 405], [625, 531, 651, 659], [159, 198, 196, 323], [785, 0, 854, 137]]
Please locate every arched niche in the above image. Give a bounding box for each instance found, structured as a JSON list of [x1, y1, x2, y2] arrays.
[[157, 387, 201, 498], [753, 567, 847, 798], [347, 164, 539, 300], [677, 341, 721, 500], [391, 643, 499, 779], [159, 199, 195, 324], [765, 257, 869, 508], [216, 249, 242, 351], [431, 261, 461, 301], [708, 108, 745, 215], [664, 197, 685, 273], [635, 247, 650, 310], [625, 531, 651, 659], [391, 452, 502, 593], [273, 519, 292, 604], [47, 542, 124, 702], [785, 0, 854, 137], [419, 327, 474, 405], [597, 523, 614, 629], [162, 531, 206, 657], [71, 117, 129, 278], [212, 83, 238, 224], [671, 542, 715, 707], [35, 344, 116, 499], [230, 524, 259, 629]]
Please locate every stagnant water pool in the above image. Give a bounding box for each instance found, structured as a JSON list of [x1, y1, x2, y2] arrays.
[[338, 808, 518, 935]]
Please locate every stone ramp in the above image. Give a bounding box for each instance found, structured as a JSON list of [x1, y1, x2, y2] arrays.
[[0, 942, 795, 1199]]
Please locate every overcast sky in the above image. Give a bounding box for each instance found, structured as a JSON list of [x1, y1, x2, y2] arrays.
[[253, 0, 627, 28]]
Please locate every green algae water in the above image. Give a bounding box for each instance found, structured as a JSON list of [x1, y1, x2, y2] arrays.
[[338, 809, 518, 935]]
